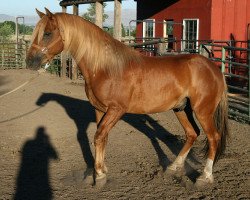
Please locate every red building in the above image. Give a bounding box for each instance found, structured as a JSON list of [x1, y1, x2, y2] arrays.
[[135, 0, 250, 51]]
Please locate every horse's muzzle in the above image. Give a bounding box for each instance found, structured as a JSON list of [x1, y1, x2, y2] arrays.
[[26, 55, 43, 70]]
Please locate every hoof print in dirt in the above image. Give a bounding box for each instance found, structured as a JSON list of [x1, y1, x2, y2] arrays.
[[62, 169, 95, 187]]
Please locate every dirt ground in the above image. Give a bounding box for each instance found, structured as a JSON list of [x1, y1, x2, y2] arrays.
[[0, 69, 249, 200]]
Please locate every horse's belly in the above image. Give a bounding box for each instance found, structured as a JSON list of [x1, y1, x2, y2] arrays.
[[127, 93, 180, 114]]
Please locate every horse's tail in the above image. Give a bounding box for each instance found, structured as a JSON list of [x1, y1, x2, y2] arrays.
[[213, 82, 230, 163]]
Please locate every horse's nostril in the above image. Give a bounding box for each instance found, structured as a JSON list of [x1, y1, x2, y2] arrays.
[[25, 55, 42, 70]]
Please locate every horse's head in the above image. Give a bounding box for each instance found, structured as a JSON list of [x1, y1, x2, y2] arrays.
[[26, 8, 64, 70], [36, 92, 56, 106]]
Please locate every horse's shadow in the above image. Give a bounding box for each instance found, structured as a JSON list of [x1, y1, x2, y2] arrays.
[[36, 93, 200, 183]]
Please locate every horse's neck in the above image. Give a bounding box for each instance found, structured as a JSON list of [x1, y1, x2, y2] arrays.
[[77, 57, 94, 84]]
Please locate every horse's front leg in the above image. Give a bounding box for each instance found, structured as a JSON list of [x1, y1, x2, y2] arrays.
[[94, 107, 124, 187]]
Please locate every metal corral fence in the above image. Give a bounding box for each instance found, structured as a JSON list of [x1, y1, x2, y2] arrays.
[[1, 38, 249, 123], [0, 39, 28, 69], [199, 42, 250, 123]]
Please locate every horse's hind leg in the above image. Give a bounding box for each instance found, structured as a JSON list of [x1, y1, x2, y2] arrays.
[[194, 112, 220, 187], [167, 103, 199, 176]]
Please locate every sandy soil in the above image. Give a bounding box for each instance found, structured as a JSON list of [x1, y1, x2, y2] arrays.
[[0, 69, 249, 200]]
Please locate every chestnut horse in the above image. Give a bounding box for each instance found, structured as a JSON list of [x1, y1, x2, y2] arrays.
[[26, 9, 229, 188]]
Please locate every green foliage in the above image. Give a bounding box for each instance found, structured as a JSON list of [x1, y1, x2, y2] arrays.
[[0, 21, 34, 39], [104, 24, 128, 37], [82, 3, 108, 23], [0, 23, 14, 41], [104, 26, 113, 36], [121, 24, 126, 37], [130, 28, 136, 37], [19, 24, 33, 35]]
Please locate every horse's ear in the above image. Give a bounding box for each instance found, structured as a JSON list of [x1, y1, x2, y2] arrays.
[[45, 7, 53, 19], [36, 8, 45, 18]]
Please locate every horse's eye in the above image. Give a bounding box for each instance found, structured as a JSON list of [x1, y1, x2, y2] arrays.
[[43, 32, 52, 38]]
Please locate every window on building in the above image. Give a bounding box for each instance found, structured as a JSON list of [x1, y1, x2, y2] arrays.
[[164, 19, 174, 50], [143, 19, 155, 39], [183, 19, 199, 52]]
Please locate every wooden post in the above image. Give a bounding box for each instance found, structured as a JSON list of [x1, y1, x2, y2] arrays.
[[72, 4, 79, 81], [61, 5, 67, 77], [221, 47, 226, 73], [62, 5, 67, 13], [73, 4, 79, 15], [15, 17, 19, 68], [2, 49, 4, 68], [247, 36, 250, 128], [157, 42, 167, 55], [114, 0, 122, 41], [95, 1, 103, 28]]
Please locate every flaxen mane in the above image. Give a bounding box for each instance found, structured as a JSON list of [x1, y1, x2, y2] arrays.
[[54, 13, 142, 76]]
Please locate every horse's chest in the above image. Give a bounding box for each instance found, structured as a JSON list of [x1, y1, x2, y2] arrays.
[[85, 82, 107, 112]]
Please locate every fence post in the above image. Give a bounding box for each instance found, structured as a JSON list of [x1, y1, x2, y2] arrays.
[[22, 40, 26, 68], [221, 47, 226, 73], [199, 44, 202, 54], [157, 40, 167, 55], [248, 40, 250, 122], [2, 49, 4, 68], [61, 6, 67, 77]]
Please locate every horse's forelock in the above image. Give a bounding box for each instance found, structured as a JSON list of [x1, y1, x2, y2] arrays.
[[31, 17, 49, 44]]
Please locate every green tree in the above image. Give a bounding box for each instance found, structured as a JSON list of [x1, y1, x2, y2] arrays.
[[0, 23, 14, 41], [82, 3, 108, 23], [104, 26, 113, 36], [0, 21, 33, 36], [19, 24, 33, 35], [1, 21, 15, 31], [104, 24, 128, 37]]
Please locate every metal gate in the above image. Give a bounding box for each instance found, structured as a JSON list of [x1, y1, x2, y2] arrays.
[[0, 39, 27, 69], [200, 41, 250, 123]]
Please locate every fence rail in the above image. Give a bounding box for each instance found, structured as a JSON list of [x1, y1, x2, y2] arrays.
[[0, 40, 27, 69], [1, 38, 249, 123], [199, 42, 249, 123]]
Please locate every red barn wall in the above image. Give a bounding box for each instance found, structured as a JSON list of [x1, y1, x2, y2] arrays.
[[136, 0, 250, 43], [211, 0, 250, 43], [136, 0, 212, 40], [154, 0, 212, 40]]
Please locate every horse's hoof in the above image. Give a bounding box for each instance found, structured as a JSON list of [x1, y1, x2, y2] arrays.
[[83, 175, 94, 185], [195, 174, 214, 189], [165, 165, 185, 178], [95, 173, 107, 188]]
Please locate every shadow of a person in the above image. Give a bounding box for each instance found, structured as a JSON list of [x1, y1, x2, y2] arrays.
[[14, 127, 58, 200]]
